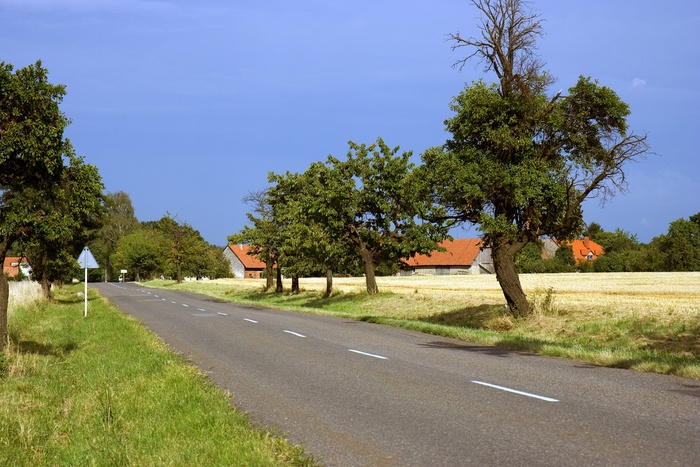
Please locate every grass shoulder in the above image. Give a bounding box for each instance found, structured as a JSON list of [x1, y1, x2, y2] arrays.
[[1, 283, 314, 466], [145, 275, 700, 380]]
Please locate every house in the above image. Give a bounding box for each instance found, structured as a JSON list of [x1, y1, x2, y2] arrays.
[[541, 237, 604, 263], [3, 257, 31, 278], [403, 238, 494, 275], [223, 244, 266, 278], [567, 237, 604, 262]]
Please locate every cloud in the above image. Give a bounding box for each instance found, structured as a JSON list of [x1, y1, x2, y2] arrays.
[[632, 77, 648, 88]]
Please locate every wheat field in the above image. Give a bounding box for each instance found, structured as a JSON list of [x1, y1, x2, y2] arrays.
[[212, 272, 700, 317]]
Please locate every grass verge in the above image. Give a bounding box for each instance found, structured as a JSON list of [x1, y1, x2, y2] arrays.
[[145, 275, 700, 380], [1, 284, 313, 466]]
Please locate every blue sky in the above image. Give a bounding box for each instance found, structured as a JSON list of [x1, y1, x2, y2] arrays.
[[2, 0, 698, 245]]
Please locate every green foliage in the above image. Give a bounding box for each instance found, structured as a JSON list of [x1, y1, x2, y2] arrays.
[[1, 60, 104, 348], [258, 138, 449, 295], [111, 228, 167, 281], [90, 192, 139, 281]]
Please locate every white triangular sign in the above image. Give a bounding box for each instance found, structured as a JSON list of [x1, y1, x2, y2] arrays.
[[77, 246, 99, 269]]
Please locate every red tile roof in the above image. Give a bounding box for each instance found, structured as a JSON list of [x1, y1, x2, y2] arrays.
[[564, 237, 604, 262], [405, 238, 483, 267], [227, 244, 266, 269]]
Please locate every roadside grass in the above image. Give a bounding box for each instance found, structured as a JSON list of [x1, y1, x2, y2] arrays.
[[1, 283, 313, 466], [146, 273, 700, 380]]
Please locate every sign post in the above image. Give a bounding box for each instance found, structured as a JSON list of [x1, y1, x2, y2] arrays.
[[76, 246, 99, 317]]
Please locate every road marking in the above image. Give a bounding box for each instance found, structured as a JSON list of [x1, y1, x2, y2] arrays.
[[171, 301, 177, 304], [471, 380, 559, 402], [283, 330, 306, 338], [244, 318, 258, 323], [217, 312, 228, 316], [197, 308, 206, 312], [348, 349, 388, 360], [182, 304, 189, 307]]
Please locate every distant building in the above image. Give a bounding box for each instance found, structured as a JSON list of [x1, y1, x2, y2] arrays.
[[403, 239, 494, 275], [2, 257, 31, 278], [542, 237, 604, 263], [223, 244, 266, 278]]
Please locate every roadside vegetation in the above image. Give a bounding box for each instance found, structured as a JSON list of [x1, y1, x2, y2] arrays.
[[1, 282, 312, 466], [146, 272, 700, 380]]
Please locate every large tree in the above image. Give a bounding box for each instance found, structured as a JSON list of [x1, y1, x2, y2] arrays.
[[1, 61, 102, 349], [267, 166, 359, 297], [420, 0, 650, 316], [309, 138, 446, 295], [18, 150, 104, 298]]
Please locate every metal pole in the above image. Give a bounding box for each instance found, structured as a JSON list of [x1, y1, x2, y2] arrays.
[[84, 266, 88, 317]]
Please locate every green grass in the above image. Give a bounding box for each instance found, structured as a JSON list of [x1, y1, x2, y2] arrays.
[[146, 279, 700, 380], [1, 284, 313, 466]]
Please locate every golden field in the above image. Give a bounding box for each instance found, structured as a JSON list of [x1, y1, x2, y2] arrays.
[[210, 272, 700, 318]]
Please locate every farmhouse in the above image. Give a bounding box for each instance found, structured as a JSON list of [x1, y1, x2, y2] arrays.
[[542, 237, 604, 263], [2, 257, 30, 278], [223, 244, 266, 278], [404, 238, 494, 275]]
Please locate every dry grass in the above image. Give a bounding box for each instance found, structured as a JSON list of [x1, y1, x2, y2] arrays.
[[211, 272, 700, 318], [8, 281, 44, 313]]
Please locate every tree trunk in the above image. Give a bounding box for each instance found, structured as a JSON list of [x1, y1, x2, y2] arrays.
[[359, 246, 379, 295], [176, 260, 182, 284], [275, 265, 283, 293], [324, 268, 333, 298], [0, 274, 8, 352], [40, 276, 51, 300], [264, 257, 274, 291], [492, 240, 530, 318], [291, 275, 300, 294]]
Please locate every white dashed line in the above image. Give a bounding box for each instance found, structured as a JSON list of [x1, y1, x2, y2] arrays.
[[244, 318, 258, 323], [348, 349, 388, 360], [471, 380, 559, 402], [217, 312, 228, 316], [283, 330, 306, 338]]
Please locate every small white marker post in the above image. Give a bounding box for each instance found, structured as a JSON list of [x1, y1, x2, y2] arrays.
[[76, 246, 99, 317]]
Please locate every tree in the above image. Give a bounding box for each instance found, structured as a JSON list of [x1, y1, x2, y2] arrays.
[[110, 229, 167, 281], [157, 213, 205, 283], [655, 215, 700, 271], [312, 138, 446, 295], [17, 151, 104, 297], [91, 191, 139, 281], [229, 191, 280, 291], [267, 167, 359, 297], [420, 0, 650, 317], [1, 61, 101, 349]]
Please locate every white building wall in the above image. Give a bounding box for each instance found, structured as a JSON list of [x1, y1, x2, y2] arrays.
[[222, 247, 245, 278]]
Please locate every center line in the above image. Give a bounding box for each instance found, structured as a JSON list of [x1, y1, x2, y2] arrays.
[[471, 380, 559, 402], [217, 312, 228, 316], [348, 349, 388, 360], [283, 330, 306, 338], [243, 318, 258, 323]]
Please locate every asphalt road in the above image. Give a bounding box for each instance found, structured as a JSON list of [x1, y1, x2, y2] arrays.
[[93, 282, 700, 466]]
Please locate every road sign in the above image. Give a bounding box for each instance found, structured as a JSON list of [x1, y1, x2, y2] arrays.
[[76, 246, 100, 317], [77, 246, 99, 269]]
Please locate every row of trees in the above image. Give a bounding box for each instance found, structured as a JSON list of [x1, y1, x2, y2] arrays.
[[230, 139, 449, 297], [93, 198, 231, 283], [1, 60, 105, 349], [233, 0, 652, 318], [517, 214, 700, 273], [1, 61, 230, 351]]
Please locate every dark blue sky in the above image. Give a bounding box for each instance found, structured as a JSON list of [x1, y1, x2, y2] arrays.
[[3, 0, 698, 245]]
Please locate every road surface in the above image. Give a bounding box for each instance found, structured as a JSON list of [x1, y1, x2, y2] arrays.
[[94, 282, 700, 466]]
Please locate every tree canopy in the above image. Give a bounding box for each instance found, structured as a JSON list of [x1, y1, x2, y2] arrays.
[[1, 61, 104, 349], [419, 0, 651, 317]]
